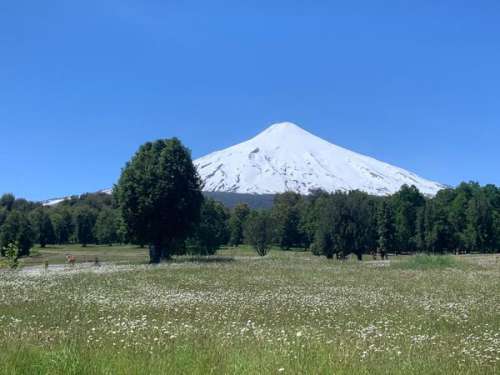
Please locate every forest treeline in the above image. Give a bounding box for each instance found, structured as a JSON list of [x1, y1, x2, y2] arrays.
[[1, 138, 499, 262], [1, 182, 499, 260]]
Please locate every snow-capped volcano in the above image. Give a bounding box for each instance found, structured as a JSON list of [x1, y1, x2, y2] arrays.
[[194, 122, 445, 196]]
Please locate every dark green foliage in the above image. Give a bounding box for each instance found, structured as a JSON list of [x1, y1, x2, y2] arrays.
[[12, 198, 38, 213], [1, 171, 499, 259], [187, 199, 229, 255], [463, 192, 492, 252], [50, 207, 74, 244], [0, 193, 15, 211], [60, 192, 114, 211], [0, 207, 7, 228], [0, 211, 34, 257], [299, 189, 330, 250], [272, 192, 304, 249], [311, 191, 378, 260], [74, 206, 97, 247], [95, 209, 120, 245], [114, 138, 203, 263], [391, 185, 425, 253], [244, 210, 274, 256], [377, 200, 395, 259], [30, 207, 55, 248], [228, 203, 250, 246]]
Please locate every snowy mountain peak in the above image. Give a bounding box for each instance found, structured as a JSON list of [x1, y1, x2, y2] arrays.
[[253, 122, 322, 143], [258, 121, 309, 136], [195, 122, 445, 196]]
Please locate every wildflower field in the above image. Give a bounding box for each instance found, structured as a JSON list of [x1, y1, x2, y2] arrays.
[[0, 247, 499, 374]]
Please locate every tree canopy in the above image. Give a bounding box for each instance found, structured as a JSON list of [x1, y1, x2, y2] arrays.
[[114, 138, 203, 263]]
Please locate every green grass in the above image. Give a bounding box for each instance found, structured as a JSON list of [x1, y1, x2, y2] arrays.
[[393, 254, 462, 270], [0, 249, 499, 374]]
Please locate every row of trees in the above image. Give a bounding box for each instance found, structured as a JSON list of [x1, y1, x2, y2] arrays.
[[0, 193, 125, 256], [263, 183, 500, 259], [0, 191, 231, 260], [1, 136, 499, 262]]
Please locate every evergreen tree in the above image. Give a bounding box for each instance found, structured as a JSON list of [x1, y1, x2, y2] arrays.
[[187, 199, 229, 255], [30, 207, 55, 248], [0, 193, 15, 211], [74, 206, 97, 247], [272, 192, 303, 250], [0, 207, 7, 228], [228, 203, 250, 246], [51, 207, 74, 244], [423, 199, 452, 253], [0, 211, 34, 257], [377, 199, 395, 259], [95, 208, 119, 245], [114, 138, 203, 263], [392, 185, 425, 253], [448, 183, 477, 252], [463, 192, 493, 253], [299, 190, 329, 250]]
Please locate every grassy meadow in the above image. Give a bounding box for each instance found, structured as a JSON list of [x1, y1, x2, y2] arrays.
[[0, 246, 499, 374]]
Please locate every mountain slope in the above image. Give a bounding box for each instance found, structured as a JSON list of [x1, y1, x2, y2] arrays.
[[194, 122, 445, 196]]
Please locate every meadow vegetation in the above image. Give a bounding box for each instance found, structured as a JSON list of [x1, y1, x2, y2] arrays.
[[0, 248, 498, 374]]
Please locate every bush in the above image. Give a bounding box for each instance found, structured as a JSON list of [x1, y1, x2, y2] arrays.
[[244, 211, 273, 256]]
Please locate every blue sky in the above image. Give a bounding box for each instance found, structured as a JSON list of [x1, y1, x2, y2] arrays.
[[1, 1, 499, 201]]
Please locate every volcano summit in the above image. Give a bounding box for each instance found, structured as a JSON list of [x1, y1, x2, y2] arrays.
[[194, 122, 444, 196]]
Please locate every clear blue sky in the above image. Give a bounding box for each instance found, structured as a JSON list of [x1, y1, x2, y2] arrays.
[[1, 1, 499, 201]]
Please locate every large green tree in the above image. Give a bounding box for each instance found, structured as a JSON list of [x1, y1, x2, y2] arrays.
[[74, 206, 97, 247], [228, 203, 250, 247], [377, 199, 395, 259], [30, 207, 55, 248], [114, 138, 203, 263], [392, 185, 425, 253], [187, 199, 229, 255], [95, 208, 120, 246], [50, 207, 74, 244], [272, 192, 303, 250], [0, 211, 34, 257]]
